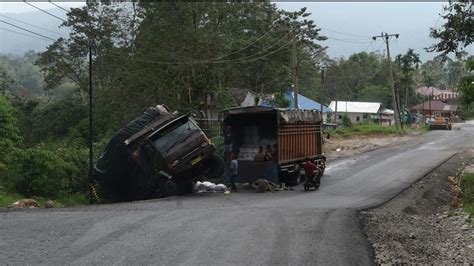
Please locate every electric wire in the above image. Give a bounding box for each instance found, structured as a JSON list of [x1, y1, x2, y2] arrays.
[[318, 26, 372, 38], [0, 14, 66, 37], [24, 1, 66, 22], [49, 1, 69, 13], [0, 20, 56, 41], [0, 27, 51, 41]]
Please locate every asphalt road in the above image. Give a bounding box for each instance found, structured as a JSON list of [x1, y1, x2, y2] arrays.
[[1, 122, 473, 265]]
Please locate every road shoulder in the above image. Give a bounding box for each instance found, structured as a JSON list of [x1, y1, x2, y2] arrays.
[[361, 150, 474, 264]]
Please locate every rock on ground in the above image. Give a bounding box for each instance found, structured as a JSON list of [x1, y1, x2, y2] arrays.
[[361, 150, 474, 264]]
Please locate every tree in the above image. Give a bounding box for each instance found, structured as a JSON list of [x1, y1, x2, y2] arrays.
[[428, 1, 473, 57], [394, 49, 421, 108], [0, 96, 21, 172]]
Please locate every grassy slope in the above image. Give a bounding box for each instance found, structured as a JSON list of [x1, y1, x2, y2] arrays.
[[326, 124, 427, 139], [461, 173, 474, 216]]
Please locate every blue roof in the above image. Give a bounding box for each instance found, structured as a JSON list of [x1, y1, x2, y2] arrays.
[[284, 91, 332, 112]]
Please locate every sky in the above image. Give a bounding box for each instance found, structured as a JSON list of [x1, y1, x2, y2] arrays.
[[0, 1, 84, 13], [0, 1, 471, 61]]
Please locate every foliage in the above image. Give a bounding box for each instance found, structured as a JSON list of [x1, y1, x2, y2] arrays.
[[4, 148, 85, 198], [270, 92, 291, 108], [461, 173, 474, 216], [341, 114, 352, 128], [0, 52, 44, 96], [327, 124, 400, 138], [428, 1, 473, 58], [0, 96, 22, 172], [30, 97, 88, 143]]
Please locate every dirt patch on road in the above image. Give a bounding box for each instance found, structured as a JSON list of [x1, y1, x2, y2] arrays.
[[324, 132, 422, 161], [361, 150, 474, 264]]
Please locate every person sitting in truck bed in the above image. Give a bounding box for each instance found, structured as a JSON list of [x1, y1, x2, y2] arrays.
[[254, 146, 265, 162], [264, 145, 273, 161]]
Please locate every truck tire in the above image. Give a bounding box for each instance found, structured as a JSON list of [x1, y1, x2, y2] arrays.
[[177, 180, 194, 195], [203, 154, 225, 179], [287, 165, 301, 186]]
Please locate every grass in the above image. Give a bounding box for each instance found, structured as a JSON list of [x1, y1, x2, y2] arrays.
[[0, 191, 89, 208], [461, 173, 474, 217], [326, 123, 428, 139]]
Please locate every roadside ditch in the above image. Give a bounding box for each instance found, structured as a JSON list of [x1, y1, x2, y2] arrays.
[[361, 149, 474, 264]]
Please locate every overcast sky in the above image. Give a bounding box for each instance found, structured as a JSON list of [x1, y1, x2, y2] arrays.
[[0, 1, 471, 61]]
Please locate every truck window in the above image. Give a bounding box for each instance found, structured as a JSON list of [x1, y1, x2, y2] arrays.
[[151, 119, 200, 154]]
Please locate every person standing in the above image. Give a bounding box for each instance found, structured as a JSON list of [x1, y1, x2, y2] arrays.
[[229, 153, 238, 191], [223, 126, 233, 162]]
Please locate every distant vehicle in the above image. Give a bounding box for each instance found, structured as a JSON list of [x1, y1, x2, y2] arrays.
[[93, 105, 224, 202], [429, 116, 452, 130], [222, 106, 326, 186]]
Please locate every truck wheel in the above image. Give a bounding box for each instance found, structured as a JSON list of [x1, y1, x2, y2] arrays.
[[158, 180, 176, 197], [177, 180, 194, 195], [287, 165, 301, 186], [203, 154, 225, 179]]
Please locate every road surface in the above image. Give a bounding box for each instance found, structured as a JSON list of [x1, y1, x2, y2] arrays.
[[1, 122, 473, 265]]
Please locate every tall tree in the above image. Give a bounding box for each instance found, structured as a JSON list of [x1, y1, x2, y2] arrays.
[[428, 0, 473, 57]]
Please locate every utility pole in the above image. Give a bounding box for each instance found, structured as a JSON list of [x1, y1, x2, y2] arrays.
[[88, 41, 93, 204], [373, 32, 401, 130], [320, 66, 325, 119], [292, 31, 299, 110]]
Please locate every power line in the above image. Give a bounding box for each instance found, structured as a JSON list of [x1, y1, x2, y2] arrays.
[[24, 1, 66, 22], [49, 1, 69, 13], [210, 26, 278, 60], [0, 27, 51, 41], [0, 14, 65, 37], [319, 26, 371, 38], [326, 36, 372, 44], [0, 20, 56, 41]]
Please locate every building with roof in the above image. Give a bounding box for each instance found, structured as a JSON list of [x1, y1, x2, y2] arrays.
[[415, 86, 459, 102], [411, 100, 458, 117], [329, 101, 394, 125], [235, 89, 332, 122]]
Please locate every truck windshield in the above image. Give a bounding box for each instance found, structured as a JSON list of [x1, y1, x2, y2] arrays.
[[151, 119, 200, 154]]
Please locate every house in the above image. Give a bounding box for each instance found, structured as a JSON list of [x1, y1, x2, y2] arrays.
[[285, 91, 332, 123], [328, 101, 394, 125], [416, 86, 459, 102], [410, 100, 458, 117]]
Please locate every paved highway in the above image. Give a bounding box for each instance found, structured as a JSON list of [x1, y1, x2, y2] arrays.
[[1, 122, 473, 265]]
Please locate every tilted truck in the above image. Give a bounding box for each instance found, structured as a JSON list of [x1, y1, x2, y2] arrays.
[[93, 105, 224, 202], [222, 106, 326, 186]]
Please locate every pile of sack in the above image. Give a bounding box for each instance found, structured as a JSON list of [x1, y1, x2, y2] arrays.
[[193, 181, 227, 193]]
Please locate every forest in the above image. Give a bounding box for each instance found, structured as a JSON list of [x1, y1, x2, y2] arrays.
[[0, 1, 472, 204]]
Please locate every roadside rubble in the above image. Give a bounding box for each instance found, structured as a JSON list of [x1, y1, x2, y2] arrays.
[[362, 151, 474, 264]]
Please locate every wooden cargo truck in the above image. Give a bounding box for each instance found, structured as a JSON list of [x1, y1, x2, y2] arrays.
[[222, 106, 325, 185]]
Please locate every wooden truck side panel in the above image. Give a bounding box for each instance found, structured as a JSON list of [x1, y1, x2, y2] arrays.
[[278, 122, 322, 165]]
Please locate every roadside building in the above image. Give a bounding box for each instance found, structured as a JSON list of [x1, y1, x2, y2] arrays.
[[233, 89, 332, 123], [416, 86, 459, 104], [285, 91, 332, 123], [410, 100, 458, 118], [328, 101, 394, 125]]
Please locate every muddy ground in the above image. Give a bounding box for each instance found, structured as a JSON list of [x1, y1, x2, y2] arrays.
[[361, 149, 474, 264], [324, 132, 423, 161]]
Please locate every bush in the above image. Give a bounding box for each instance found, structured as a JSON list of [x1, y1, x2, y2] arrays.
[[342, 114, 352, 128], [5, 148, 83, 198]]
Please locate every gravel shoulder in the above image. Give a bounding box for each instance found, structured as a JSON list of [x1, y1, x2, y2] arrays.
[[361, 149, 474, 264], [324, 131, 424, 161]]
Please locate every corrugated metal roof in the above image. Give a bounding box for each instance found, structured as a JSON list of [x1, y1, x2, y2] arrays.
[[285, 91, 332, 113], [411, 100, 458, 112], [329, 101, 381, 114]]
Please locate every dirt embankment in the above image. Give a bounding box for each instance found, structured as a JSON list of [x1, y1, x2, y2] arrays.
[[324, 131, 423, 161], [361, 150, 474, 264]]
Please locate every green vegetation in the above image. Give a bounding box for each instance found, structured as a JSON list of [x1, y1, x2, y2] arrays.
[[461, 173, 474, 217], [0, 2, 471, 206], [327, 124, 401, 138]]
